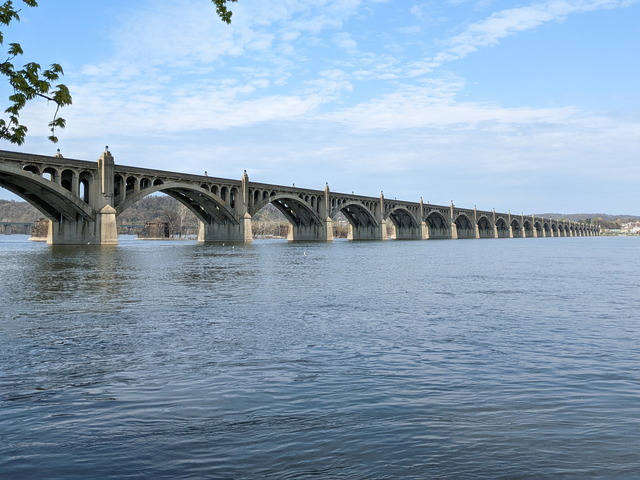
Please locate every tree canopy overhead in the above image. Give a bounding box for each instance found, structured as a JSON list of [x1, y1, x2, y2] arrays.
[[0, 0, 71, 144], [0, 0, 238, 146]]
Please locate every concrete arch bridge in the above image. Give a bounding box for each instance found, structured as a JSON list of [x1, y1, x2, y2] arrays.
[[0, 149, 599, 245]]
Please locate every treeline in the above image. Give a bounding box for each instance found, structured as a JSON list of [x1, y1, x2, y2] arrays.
[[0, 200, 40, 223]]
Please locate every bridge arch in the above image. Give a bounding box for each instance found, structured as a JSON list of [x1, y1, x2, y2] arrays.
[[533, 221, 542, 238], [495, 217, 509, 238], [250, 193, 326, 241], [476, 215, 494, 238], [424, 210, 450, 239], [454, 213, 475, 239], [558, 223, 567, 237], [0, 163, 94, 222], [385, 206, 420, 240], [333, 201, 380, 240], [115, 182, 238, 226], [79, 171, 93, 203], [523, 219, 534, 238], [42, 166, 58, 182], [509, 218, 522, 238]]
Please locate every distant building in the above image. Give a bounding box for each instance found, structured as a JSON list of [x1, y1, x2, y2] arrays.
[[139, 221, 170, 239]]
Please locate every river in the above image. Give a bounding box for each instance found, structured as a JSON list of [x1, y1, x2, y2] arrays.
[[1, 235, 639, 479]]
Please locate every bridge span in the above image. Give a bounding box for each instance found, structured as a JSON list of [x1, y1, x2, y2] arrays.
[[0, 148, 599, 245]]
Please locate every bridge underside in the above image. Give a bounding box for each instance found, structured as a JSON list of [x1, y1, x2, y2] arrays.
[[424, 213, 451, 239], [388, 209, 421, 240], [0, 168, 117, 245], [342, 204, 382, 241], [270, 197, 330, 242]]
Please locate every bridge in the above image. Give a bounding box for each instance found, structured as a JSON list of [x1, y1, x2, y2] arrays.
[[0, 148, 599, 245], [0, 222, 33, 235]]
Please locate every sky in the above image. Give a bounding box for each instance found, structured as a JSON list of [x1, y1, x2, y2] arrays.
[[2, 0, 639, 215]]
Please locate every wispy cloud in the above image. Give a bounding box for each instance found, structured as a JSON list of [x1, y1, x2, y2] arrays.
[[408, 0, 640, 75]]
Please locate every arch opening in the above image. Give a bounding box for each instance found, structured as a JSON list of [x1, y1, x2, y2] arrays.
[[386, 207, 420, 240], [495, 218, 509, 238], [476, 216, 493, 238], [78, 171, 92, 204], [510, 219, 522, 238], [454, 213, 475, 239], [425, 211, 450, 239], [338, 202, 379, 240]]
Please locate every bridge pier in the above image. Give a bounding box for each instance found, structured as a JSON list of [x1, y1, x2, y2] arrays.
[[198, 217, 251, 243], [347, 222, 384, 240], [42, 149, 119, 245], [47, 206, 118, 245], [393, 224, 422, 240], [286, 222, 330, 242], [451, 223, 458, 239]]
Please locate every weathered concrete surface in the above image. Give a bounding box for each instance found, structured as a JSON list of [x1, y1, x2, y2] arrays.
[[0, 149, 601, 244]]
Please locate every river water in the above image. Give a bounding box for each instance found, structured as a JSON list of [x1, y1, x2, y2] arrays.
[[1, 235, 639, 479]]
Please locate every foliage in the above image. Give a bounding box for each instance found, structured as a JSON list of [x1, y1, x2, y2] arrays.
[[211, 0, 238, 24], [0, 0, 237, 145], [0, 0, 72, 144]]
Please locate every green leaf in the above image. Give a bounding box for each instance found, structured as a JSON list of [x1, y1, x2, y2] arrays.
[[53, 84, 72, 105], [8, 42, 23, 56]]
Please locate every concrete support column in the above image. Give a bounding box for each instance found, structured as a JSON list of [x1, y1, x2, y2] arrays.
[[240, 170, 253, 243], [242, 213, 253, 242], [378, 191, 387, 240], [474, 206, 480, 239], [71, 172, 79, 198], [286, 223, 329, 241], [421, 221, 429, 240], [323, 183, 334, 242], [98, 205, 118, 245], [198, 221, 247, 243], [97, 147, 115, 208], [419, 198, 428, 240], [325, 217, 334, 241], [450, 201, 457, 239]]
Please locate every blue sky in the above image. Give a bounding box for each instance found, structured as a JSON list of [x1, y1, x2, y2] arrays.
[[3, 0, 639, 215]]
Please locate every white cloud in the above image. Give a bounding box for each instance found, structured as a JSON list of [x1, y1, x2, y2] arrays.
[[408, 0, 640, 74]]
